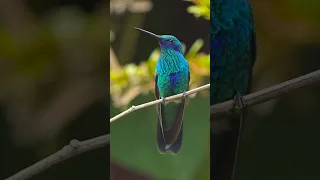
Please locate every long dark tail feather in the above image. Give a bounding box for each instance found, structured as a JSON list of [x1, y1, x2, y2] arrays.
[[156, 97, 186, 154], [168, 122, 183, 154], [157, 120, 167, 154], [157, 119, 184, 154], [211, 115, 243, 180], [231, 114, 244, 180]]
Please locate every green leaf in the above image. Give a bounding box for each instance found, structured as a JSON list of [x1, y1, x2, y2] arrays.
[[186, 0, 210, 20], [186, 39, 204, 59]]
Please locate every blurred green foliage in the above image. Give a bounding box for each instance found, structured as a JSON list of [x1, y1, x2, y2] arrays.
[[110, 39, 209, 108], [110, 1, 210, 108], [186, 0, 210, 20], [0, 1, 109, 180], [0, 10, 108, 96]]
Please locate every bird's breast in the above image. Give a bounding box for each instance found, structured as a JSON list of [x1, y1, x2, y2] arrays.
[[157, 51, 188, 73], [210, 26, 254, 104], [157, 71, 189, 98]]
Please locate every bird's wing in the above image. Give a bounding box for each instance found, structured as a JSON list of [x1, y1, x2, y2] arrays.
[[249, 5, 257, 66], [155, 75, 160, 99], [155, 75, 164, 136], [155, 75, 161, 117], [155, 73, 189, 146]]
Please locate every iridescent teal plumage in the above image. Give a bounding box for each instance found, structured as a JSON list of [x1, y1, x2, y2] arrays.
[[210, 0, 256, 179], [135, 28, 190, 154]]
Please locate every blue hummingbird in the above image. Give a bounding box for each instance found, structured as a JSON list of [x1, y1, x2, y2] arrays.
[[135, 27, 190, 155], [210, 0, 256, 179]]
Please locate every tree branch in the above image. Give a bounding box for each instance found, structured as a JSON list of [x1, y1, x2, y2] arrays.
[[6, 69, 320, 180], [110, 84, 210, 123], [5, 134, 110, 180], [6, 84, 210, 180], [211, 69, 320, 116]]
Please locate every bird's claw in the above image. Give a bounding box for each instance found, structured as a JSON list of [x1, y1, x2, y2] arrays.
[[182, 91, 187, 98], [70, 139, 80, 149], [228, 93, 245, 116], [161, 97, 166, 104]]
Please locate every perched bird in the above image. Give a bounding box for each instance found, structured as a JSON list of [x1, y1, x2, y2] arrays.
[[210, 0, 256, 179], [135, 27, 190, 155]]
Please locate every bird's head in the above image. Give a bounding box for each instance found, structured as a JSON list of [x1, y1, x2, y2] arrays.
[[135, 27, 183, 54], [158, 35, 183, 53]]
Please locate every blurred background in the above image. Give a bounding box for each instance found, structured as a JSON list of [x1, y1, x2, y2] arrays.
[[2, 0, 320, 179], [110, 0, 210, 180], [234, 0, 320, 179], [0, 0, 109, 179]]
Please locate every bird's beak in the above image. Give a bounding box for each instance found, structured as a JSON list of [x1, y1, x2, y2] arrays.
[[134, 27, 160, 39]]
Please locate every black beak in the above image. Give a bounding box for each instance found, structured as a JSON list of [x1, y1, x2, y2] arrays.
[[134, 27, 160, 39]]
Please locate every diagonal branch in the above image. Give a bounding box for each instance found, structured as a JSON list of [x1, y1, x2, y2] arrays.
[[5, 84, 210, 180], [5, 135, 110, 180], [110, 84, 210, 123], [6, 69, 320, 180], [211, 69, 320, 116]]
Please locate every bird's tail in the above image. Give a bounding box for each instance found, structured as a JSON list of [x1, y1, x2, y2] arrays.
[[157, 121, 183, 155], [230, 114, 244, 180], [211, 114, 244, 180]]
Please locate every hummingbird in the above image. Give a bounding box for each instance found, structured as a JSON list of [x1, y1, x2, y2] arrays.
[[135, 27, 190, 155], [210, 0, 256, 179]]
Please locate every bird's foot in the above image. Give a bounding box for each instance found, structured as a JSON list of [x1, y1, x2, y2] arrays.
[[182, 91, 187, 99], [228, 93, 245, 117], [70, 139, 80, 149], [161, 97, 166, 104]]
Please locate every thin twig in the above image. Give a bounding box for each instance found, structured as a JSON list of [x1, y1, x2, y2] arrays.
[[211, 69, 320, 116], [110, 84, 210, 123], [5, 134, 110, 180]]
